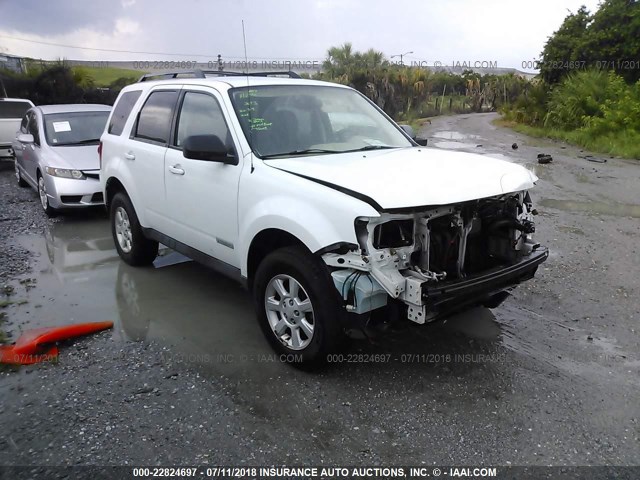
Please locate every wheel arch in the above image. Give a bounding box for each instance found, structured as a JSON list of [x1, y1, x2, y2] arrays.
[[105, 176, 126, 209], [246, 228, 310, 289]]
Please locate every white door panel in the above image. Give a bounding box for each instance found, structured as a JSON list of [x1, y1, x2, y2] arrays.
[[163, 88, 242, 267], [125, 141, 168, 230], [165, 149, 240, 264]]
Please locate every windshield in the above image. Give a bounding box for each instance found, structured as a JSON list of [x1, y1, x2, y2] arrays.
[[43, 111, 110, 146], [229, 85, 412, 158]]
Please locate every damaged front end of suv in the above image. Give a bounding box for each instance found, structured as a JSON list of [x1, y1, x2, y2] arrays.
[[322, 191, 548, 323]]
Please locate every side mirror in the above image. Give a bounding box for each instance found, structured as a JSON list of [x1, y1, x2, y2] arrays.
[[18, 133, 34, 144], [399, 124, 415, 138], [399, 125, 428, 146], [182, 135, 237, 165]]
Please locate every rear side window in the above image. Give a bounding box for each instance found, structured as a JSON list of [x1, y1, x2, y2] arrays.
[[108, 90, 142, 135], [134, 90, 179, 144], [0, 101, 32, 119]]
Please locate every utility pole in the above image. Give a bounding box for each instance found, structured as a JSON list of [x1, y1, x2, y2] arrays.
[[391, 51, 413, 66]]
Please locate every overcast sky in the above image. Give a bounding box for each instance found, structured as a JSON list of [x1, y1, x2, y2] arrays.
[[0, 0, 601, 71]]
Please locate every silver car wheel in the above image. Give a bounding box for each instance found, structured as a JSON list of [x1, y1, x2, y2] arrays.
[[264, 274, 315, 350], [114, 206, 133, 253], [38, 176, 48, 210]]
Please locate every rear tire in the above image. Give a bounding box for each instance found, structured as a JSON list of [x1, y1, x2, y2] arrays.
[[110, 192, 158, 266], [253, 246, 346, 365], [15, 161, 28, 188]]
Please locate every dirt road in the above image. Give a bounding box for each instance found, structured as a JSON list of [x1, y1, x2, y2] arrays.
[[0, 113, 638, 467]]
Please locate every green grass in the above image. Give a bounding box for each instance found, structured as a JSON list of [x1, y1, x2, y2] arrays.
[[494, 117, 640, 160], [72, 66, 143, 87]]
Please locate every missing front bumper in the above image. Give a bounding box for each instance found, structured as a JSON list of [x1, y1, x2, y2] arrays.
[[405, 246, 549, 323]]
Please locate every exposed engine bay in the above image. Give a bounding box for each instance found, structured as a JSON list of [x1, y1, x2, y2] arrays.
[[322, 191, 547, 323]]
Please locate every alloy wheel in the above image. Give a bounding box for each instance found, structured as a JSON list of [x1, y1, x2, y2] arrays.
[[114, 206, 133, 253], [264, 274, 315, 350]]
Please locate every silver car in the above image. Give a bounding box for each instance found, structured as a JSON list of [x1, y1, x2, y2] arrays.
[[13, 104, 111, 216]]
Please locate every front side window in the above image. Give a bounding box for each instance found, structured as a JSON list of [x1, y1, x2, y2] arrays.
[[27, 114, 40, 145], [20, 113, 30, 133], [174, 91, 232, 150], [134, 90, 179, 144], [43, 111, 110, 146], [229, 85, 412, 158], [108, 90, 142, 135]]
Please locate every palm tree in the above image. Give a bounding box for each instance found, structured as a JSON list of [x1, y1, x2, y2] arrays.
[[323, 42, 356, 79]]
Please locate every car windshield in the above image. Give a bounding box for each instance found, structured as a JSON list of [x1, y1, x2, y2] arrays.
[[229, 85, 413, 158], [43, 111, 110, 146]]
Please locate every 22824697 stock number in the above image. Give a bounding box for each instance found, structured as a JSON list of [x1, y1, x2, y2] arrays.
[[132, 467, 198, 477], [326, 353, 391, 363]]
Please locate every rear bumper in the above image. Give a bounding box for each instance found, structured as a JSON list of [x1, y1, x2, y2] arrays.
[[423, 246, 549, 307]]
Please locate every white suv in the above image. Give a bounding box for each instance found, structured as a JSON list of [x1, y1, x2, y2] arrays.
[[100, 71, 548, 364]]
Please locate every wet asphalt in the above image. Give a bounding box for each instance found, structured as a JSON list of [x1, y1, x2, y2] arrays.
[[0, 113, 638, 466]]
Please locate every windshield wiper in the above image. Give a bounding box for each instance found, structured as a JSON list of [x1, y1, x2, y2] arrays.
[[55, 138, 101, 146], [344, 145, 397, 152], [261, 148, 341, 159]]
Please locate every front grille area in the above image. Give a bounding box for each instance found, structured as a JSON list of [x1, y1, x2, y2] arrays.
[[83, 172, 100, 180], [61, 195, 82, 204]]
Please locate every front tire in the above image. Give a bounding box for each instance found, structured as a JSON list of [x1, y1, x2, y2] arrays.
[[110, 192, 158, 266], [37, 173, 57, 217], [15, 161, 28, 188], [253, 246, 346, 365]]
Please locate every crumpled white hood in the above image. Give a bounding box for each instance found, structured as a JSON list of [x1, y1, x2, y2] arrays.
[[265, 147, 537, 210]]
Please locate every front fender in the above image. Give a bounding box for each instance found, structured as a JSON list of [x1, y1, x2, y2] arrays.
[[238, 194, 373, 277]]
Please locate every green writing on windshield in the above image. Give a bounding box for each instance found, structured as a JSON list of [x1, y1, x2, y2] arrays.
[[249, 118, 272, 131], [238, 89, 258, 99]]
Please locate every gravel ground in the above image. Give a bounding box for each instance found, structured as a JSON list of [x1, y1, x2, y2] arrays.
[[0, 114, 638, 469]]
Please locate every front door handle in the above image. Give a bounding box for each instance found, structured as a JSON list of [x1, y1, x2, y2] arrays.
[[169, 165, 185, 175], [124, 152, 136, 161]]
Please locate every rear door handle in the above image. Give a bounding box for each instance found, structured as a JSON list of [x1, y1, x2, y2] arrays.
[[169, 165, 185, 175], [124, 152, 135, 161]]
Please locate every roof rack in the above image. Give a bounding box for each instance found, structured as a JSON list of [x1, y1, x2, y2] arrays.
[[137, 70, 302, 82]]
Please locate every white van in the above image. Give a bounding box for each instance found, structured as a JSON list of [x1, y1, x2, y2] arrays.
[[0, 97, 35, 158]]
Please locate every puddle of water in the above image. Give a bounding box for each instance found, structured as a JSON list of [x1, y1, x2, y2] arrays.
[[540, 198, 640, 218], [14, 219, 120, 332], [432, 130, 481, 141], [8, 217, 274, 376], [431, 141, 481, 150]]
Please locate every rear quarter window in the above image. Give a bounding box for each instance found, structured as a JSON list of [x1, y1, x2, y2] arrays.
[[0, 101, 33, 119], [108, 90, 142, 135]]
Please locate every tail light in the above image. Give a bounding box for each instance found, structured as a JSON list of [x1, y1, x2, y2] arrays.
[[98, 141, 103, 168]]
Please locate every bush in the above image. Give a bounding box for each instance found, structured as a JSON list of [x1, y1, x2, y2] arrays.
[[500, 69, 640, 159], [544, 70, 613, 129]]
